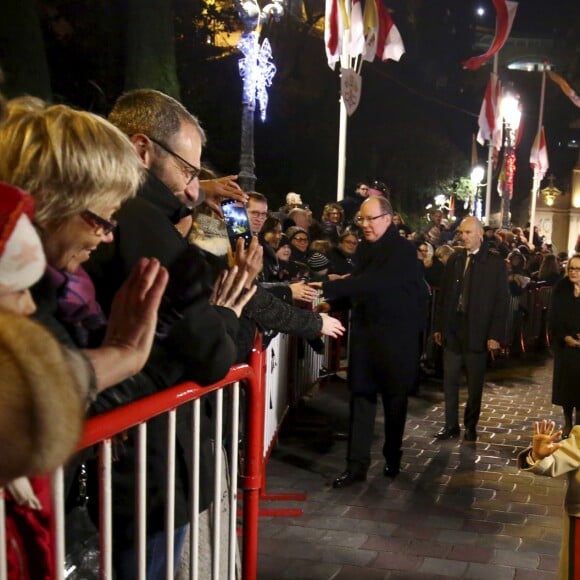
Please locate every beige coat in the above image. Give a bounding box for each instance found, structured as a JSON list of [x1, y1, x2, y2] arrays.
[[518, 426, 580, 580]]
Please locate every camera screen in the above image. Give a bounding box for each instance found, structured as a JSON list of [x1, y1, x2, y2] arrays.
[[221, 201, 252, 248]]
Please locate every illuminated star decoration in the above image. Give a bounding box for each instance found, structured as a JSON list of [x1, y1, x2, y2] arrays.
[[238, 31, 277, 122]]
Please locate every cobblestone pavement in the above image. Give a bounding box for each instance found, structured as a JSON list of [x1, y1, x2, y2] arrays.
[[258, 355, 565, 579]]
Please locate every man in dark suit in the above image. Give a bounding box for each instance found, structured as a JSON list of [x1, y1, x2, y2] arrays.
[[433, 216, 509, 442], [319, 196, 424, 488]]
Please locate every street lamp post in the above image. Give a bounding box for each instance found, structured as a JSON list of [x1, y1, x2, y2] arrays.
[[235, 0, 284, 191], [499, 93, 521, 229]]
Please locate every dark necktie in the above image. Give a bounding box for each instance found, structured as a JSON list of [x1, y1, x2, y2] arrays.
[[458, 253, 473, 313]]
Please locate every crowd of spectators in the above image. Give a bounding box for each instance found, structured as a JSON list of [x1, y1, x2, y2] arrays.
[[0, 84, 579, 578]]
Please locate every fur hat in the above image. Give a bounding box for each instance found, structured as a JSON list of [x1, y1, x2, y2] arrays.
[[0, 183, 46, 296], [307, 252, 330, 272], [0, 310, 84, 484]]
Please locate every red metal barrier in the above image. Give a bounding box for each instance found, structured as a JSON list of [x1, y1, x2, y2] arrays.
[[76, 360, 264, 580]]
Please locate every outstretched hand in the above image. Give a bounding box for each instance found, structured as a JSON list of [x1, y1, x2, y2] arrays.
[[201, 175, 248, 216], [320, 313, 345, 338], [532, 419, 563, 461], [104, 258, 169, 371], [209, 266, 257, 318], [290, 281, 319, 302]]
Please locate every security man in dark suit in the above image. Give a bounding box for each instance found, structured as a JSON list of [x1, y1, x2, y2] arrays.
[[318, 196, 424, 488], [433, 216, 509, 442]]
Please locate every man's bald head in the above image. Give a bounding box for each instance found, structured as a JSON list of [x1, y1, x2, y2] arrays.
[[458, 216, 484, 252]]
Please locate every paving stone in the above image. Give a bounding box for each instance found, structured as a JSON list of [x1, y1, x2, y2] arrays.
[[464, 562, 516, 579], [333, 565, 388, 579], [493, 549, 541, 568], [418, 556, 469, 577], [319, 529, 369, 549], [372, 551, 423, 572], [280, 560, 342, 579], [270, 525, 327, 542]]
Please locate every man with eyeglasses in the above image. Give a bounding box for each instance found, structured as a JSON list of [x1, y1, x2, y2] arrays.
[[316, 196, 425, 488], [85, 88, 256, 578], [246, 191, 269, 235]]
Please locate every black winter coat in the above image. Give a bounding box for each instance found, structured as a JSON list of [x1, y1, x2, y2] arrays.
[[84, 172, 240, 540], [550, 277, 580, 406], [434, 244, 509, 352], [322, 224, 424, 396]]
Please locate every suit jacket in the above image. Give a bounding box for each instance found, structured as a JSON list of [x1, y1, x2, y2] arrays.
[[434, 244, 509, 352]]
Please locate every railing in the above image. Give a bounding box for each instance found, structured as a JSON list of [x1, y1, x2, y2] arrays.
[[1, 354, 264, 580]]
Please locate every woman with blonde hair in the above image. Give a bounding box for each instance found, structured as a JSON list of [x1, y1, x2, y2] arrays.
[[319, 202, 344, 245], [0, 104, 168, 393]]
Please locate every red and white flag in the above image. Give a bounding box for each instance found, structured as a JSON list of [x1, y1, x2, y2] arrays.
[[375, 0, 405, 62], [325, 0, 347, 69], [529, 126, 549, 179], [349, 0, 365, 58], [463, 0, 518, 70], [548, 71, 580, 108], [476, 73, 502, 151]]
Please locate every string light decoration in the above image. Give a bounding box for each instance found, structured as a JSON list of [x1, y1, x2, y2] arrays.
[[238, 31, 277, 122]]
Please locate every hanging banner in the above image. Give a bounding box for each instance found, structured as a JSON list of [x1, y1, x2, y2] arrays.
[[340, 68, 362, 116]]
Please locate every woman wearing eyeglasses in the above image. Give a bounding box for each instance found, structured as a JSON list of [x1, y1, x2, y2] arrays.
[[328, 230, 359, 277], [0, 104, 169, 396], [550, 254, 580, 438]]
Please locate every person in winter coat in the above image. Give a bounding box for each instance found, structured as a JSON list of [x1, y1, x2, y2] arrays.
[[549, 254, 580, 437], [433, 217, 509, 442], [316, 196, 424, 488]]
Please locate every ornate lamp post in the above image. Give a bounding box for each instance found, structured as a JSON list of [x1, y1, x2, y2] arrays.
[[499, 92, 521, 229], [235, 0, 283, 191]]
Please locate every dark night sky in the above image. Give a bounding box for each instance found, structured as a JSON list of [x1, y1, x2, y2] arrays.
[[15, 0, 580, 218]]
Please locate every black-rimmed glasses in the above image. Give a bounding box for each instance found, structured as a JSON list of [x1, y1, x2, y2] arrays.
[[149, 137, 201, 184], [81, 209, 117, 235], [354, 213, 388, 225]]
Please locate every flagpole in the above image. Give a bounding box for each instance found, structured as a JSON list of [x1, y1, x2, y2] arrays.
[[529, 63, 547, 246], [336, 86, 348, 202], [335, 0, 352, 202], [484, 53, 498, 225]]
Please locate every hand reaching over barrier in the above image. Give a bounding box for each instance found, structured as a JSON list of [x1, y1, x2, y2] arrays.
[[290, 280, 319, 302], [320, 313, 345, 338]]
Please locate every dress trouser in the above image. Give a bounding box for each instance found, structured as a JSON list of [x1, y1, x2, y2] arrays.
[[442, 347, 487, 431], [347, 392, 408, 473]]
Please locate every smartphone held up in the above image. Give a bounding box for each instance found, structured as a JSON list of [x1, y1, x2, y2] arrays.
[[221, 199, 253, 249]]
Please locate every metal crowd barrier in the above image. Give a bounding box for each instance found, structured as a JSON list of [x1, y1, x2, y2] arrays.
[[504, 283, 554, 354], [1, 317, 346, 580], [1, 357, 264, 580]]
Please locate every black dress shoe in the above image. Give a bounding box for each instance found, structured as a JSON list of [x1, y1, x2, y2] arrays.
[[383, 465, 400, 478], [464, 428, 477, 442], [434, 426, 460, 440], [332, 470, 366, 489]]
